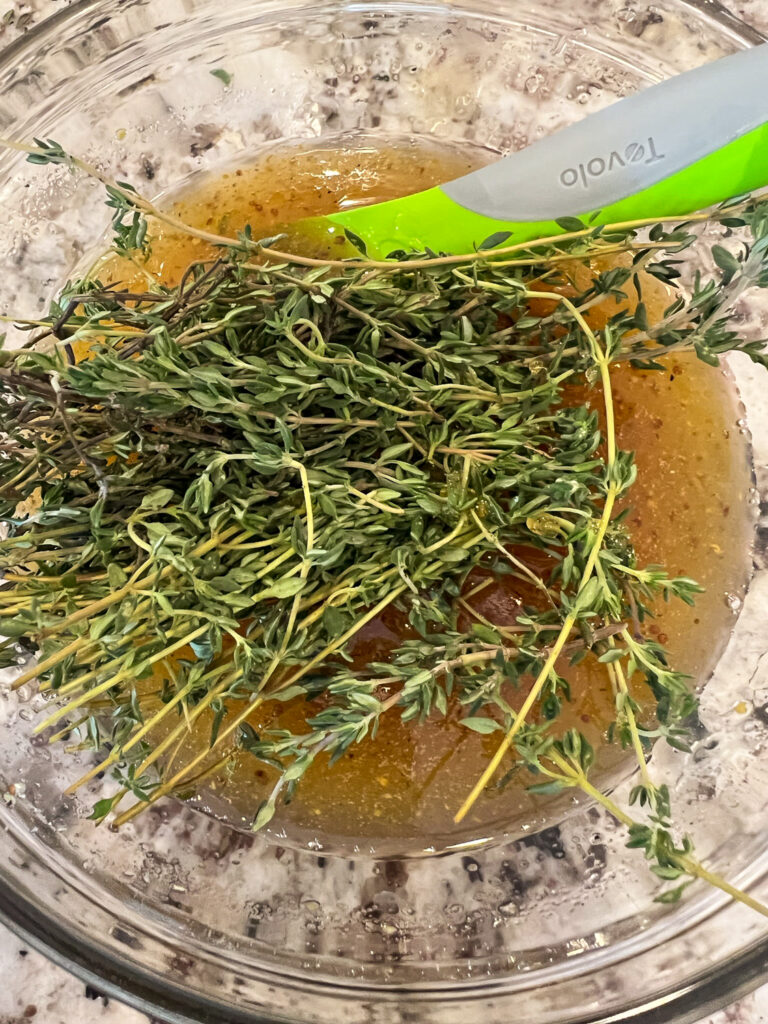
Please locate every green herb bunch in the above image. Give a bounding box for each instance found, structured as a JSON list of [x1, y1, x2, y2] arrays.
[[2, 138, 768, 917]]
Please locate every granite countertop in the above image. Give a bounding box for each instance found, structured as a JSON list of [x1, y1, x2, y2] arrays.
[[2, 0, 768, 1022]]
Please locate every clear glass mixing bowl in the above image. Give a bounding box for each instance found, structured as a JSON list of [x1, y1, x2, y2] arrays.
[[2, 0, 768, 1021]]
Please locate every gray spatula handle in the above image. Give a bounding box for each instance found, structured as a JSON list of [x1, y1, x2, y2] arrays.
[[442, 43, 768, 221]]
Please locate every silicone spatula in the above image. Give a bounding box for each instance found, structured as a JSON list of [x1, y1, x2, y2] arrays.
[[308, 44, 768, 259]]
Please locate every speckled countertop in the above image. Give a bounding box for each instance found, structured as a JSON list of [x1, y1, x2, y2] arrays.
[[1, 1, 768, 1022]]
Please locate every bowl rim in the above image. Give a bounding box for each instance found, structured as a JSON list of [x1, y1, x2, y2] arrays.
[[1, 1, 768, 1022], [3, 871, 768, 1024]]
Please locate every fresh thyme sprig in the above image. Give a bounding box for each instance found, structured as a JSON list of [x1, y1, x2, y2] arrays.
[[2, 139, 768, 917]]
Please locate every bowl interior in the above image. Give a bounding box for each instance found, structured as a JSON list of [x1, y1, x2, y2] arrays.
[[2, 1, 768, 1022]]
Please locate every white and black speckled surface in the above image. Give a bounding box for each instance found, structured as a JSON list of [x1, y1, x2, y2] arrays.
[[1, 1, 768, 1022]]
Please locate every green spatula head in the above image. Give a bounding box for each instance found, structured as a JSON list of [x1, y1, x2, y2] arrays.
[[298, 44, 768, 260]]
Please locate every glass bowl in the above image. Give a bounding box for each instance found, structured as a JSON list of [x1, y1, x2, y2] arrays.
[[2, 0, 768, 1021]]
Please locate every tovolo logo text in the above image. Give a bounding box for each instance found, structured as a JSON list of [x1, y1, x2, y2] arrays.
[[560, 137, 665, 189]]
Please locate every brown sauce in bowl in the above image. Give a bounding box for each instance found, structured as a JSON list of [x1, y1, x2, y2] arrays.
[[99, 140, 752, 848]]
